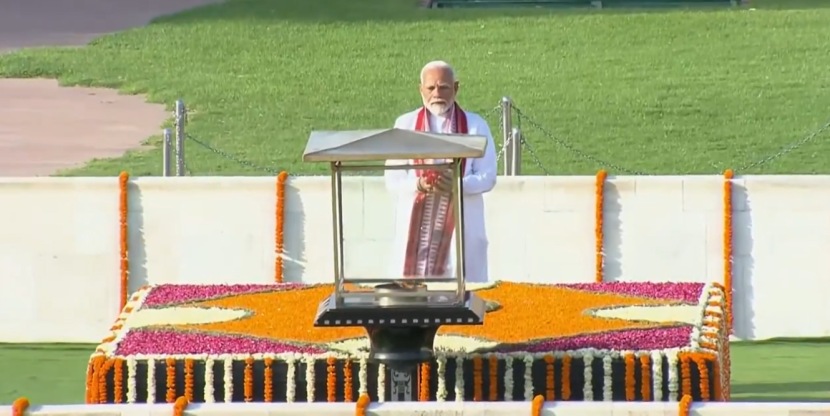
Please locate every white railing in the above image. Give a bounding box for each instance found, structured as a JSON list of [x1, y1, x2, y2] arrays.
[[2, 401, 830, 416]]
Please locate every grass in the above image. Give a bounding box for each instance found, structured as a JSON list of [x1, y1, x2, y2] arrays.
[[1, 0, 830, 176], [1, 340, 828, 404]]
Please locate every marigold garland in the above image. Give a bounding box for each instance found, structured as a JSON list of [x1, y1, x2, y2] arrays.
[[473, 354, 483, 401], [244, 356, 254, 402], [113, 358, 124, 403], [85, 360, 95, 403], [173, 396, 189, 416], [118, 171, 129, 312], [680, 355, 692, 397], [594, 169, 607, 283], [489, 354, 499, 401], [693, 356, 711, 401], [723, 169, 734, 333], [561, 354, 572, 400], [184, 359, 195, 401], [679, 394, 693, 416], [327, 356, 337, 402], [419, 362, 430, 401], [264, 357, 274, 402], [98, 359, 113, 404], [531, 394, 545, 416], [275, 171, 289, 283], [11, 397, 29, 416], [355, 393, 371, 416], [639, 354, 651, 401], [624, 353, 635, 401], [344, 359, 354, 402], [544, 355, 555, 401], [166, 357, 177, 403]]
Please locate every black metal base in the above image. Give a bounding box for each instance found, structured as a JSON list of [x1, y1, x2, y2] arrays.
[[313, 290, 487, 372], [313, 291, 487, 327], [365, 326, 439, 372]]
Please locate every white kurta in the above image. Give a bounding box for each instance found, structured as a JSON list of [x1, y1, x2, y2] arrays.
[[384, 107, 498, 283]]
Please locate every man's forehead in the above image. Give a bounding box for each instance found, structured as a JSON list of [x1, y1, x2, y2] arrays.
[[422, 68, 454, 84]]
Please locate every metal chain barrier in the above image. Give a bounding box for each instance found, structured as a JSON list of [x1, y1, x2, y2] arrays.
[[163, 98, 830, 177], [512, 106, 647, 175], [735, 118, 830, 172]]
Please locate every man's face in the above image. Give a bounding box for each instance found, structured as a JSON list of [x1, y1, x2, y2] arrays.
[[420, 68, 459, 116]]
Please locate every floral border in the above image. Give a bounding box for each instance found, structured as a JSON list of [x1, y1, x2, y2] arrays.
[[92, 282, 724, 361]]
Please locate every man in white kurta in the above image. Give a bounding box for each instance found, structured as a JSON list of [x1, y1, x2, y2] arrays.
[[384, 61, 498, 283]]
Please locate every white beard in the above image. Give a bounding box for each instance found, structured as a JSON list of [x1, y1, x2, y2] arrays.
[[425, 101, 452, 116]]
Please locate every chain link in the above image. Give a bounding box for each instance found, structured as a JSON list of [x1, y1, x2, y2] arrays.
[[512, 106, 647, 175], [736, 118, 830, 172], [186, 134, 283, 175]]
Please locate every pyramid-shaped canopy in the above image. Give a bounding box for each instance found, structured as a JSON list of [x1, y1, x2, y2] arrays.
[[302, 128, 488, 162]]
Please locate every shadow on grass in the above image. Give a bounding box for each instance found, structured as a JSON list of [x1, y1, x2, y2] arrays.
[[144, 0, 829, 27]]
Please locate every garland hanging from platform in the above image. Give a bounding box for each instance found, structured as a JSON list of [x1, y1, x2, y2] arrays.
[[679, 394, 693, 416], [275, 171, 289, 283], [722, 169, 734, 333], [594, 170, 607, 283], [11, 397, 29, 416], [118, 171, 130, 312], [173, 396, 189, 416], [356, 393, 371, 416], [531, 394, 545, 416]]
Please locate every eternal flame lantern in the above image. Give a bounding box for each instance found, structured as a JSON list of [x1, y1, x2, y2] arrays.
[[302, 128, 488, 378]]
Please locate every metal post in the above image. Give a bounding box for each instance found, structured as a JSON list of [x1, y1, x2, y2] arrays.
[[162, 128, 173, 177], [511, 127, 522, 176], [500, 97, 513, 176], [174, 100, 186, 176]]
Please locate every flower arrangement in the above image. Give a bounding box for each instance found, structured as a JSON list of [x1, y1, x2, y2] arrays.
[[594, 170, 607, 283], [275, 171, 288, 283], [86, 281, 728, 404], [118, 171, 129, 313]]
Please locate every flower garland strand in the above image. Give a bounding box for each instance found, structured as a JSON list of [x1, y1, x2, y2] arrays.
[[473, 355, 483, 401], [118, 171, 129, 312], [594, 169, 608, 283], [184, 359, 195, 401], [165, 358, 177, 403], [326, 356, 337, 402], [624, 353, 635, 401], [264, 357, 274, 402], [173, 396, 189, 416], [419, 362, 430, 401], [531, 394, 545, 416], [561, 355, 572, 400], [544, 355, 555, 401], [679, 394, 693, 416], [275, 171, 289, 283], [488, 354, 499, 401], [693, 356, 711, 401], [113, 358, 124, 403], [12, 397, 29, 416], [639, 354, 651, 401], [344, 359, 354, 402], [244, 356, 254, 402], [355, 393, 371, 416], [723, 169, 734, 333]]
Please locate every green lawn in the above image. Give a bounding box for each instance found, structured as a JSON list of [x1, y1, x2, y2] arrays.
[[1, 0, 830, 176], [1, 341, 828, 404]]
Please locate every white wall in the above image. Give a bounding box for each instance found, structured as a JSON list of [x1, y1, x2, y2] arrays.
[[0, 175, 828, 343], [1, 401, 829, 416]]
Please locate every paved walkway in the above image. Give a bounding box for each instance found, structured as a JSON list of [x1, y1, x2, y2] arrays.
[[0, 0, 220, 176]]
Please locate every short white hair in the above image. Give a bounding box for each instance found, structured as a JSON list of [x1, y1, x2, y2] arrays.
[[420, 60, 456, 84]]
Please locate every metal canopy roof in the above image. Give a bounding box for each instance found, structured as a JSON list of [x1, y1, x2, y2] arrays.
[[302, 128, 488, 162]]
